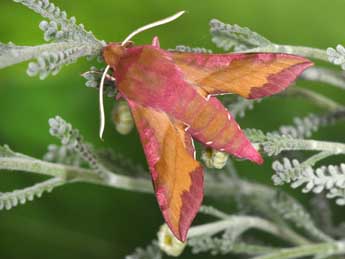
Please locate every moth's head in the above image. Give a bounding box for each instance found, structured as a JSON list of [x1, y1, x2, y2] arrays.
[[98, 11, 185, 141], [102, 41, 134, 68]]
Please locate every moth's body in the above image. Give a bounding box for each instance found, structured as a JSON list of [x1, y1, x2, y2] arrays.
[[102, 37, 312, 241]]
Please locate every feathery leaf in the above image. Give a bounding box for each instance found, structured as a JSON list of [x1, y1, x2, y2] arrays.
[[210, 19, 271, 51]]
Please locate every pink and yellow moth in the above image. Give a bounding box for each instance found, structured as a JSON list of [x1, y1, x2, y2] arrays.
[[98, 11, 313, 242]]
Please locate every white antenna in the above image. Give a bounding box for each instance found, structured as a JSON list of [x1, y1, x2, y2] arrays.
[[99, 10, 186, 139], [99, 65, 110, 140], [121, 10, 186, 46]]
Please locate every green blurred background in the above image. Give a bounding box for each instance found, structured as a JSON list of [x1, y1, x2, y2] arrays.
[[0, 0, 344, 258]]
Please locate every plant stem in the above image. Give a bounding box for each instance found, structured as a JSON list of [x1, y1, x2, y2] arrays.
[[242, 44, 329, 62], [188, 216, 280, 238], [232, 243, 279, 255], [0, 42, 81, 69], [252, 241, 345, 259], [301, 67, 345, 91], [285, 87, 343, 111], [0, 157, 153, 193], [187, 216, 308, 245], [0, 41, 101, 70], [275, 139, 345, 154], [304, 151, 334, 166], [199, 205, 230, 219]]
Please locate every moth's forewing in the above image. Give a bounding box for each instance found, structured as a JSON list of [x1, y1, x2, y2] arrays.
[[171, 52, 313, 98]]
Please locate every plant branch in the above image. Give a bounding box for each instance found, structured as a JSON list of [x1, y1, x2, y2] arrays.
[[267, 138, 345, 154], [0, 156, 152, 193], [231, 243, 279, 255], [251, 241, 345, 259], [0, 42, 93, 70], [247, 129, 345, 157], [0, 177, 65, 210], [285, 87, 343, 111], [241, 44, 329, 62], [301, 67, 345, 90], [0, 154, 326, 202], [188, 216, 309, 245]]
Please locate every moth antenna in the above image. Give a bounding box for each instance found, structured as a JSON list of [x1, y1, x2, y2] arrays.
[[121, 10, 186, 46], [99, 65, 111, 140]]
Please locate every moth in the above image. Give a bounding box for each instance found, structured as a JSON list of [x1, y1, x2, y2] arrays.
[[99, 11, 313, 241]]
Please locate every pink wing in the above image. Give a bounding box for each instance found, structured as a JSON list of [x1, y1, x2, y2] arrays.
[[128, 100, 204, 242], [171, 51, 313, 99]]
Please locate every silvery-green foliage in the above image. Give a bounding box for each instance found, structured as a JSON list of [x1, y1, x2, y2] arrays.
[[261, 133, 294, 156], [48, 116, 109, 177], [301, 67, 345, 91], [96, 148, 148, 178], [43, 144, 84, 167], [39, 20, 61, 41], [49, 116, 82, 147], [199, 205, 229, 219], [276, 110, 344, 139], [273, 157, 345, 206], [0, 144, 32, 160], [125, 241, 161, 259], [246, 129, 339, 157], [228, 97, 262, 119], [272, 158, 309, 186], [13, 0, 103, 45], [169, 45, 213, 53], [38, 19, 100, 44], [271, 192, 333, 242], [8, 0, 105, 78], [295, 163, 345, 195], [244, 128, 267, 143], [0, 145, 16, 157], [189, 236, 275, 256], [81, 66, 117, 97], [271, 152, 332, 186], [0, 42, 19, 53], [309, 195, 345, 239], [272, 150, 332, 185], [0, 42, 26, 69], [311, 195, 345, 239], [188, 216, 265, 255], [277, 114, 327, 139], [0, 177, 64, 211], [311, 165, 345, 205], [0, 41, 85, 70], [327, 45, 345, 70], [210, 19, 271, 51], [27, 46, 87, 79], [0, 42, 42, 69], [82, 67, 100, 88], [189, 228, 244, 255]]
